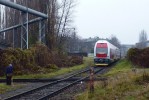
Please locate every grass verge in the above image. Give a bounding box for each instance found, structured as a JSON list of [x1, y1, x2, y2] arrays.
[[76, 59, 149, 100], [0, 83, 25, 94], [104, 59, 132, 76]]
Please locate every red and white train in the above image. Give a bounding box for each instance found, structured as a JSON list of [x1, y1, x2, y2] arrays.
[[94, 40, 120, 66]]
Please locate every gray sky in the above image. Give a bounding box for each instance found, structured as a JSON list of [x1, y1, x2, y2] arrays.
[[74, 0, 149, 44]]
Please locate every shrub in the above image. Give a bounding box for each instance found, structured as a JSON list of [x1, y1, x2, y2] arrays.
[[46, 64, 58, 70], [127, 48, 141, 65], [69, 56, 83, 66], [127, 47, 149, 68], [0, 44, 83, 76]]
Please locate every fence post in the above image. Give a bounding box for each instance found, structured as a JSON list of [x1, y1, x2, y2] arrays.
[[89, 66, 94, 93]]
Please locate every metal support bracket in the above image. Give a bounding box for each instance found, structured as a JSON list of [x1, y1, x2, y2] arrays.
[[0, 1, 48, 49], [39, 19, 45, 43], [13, 28, 18, 48], [21, 12, 28, 49]]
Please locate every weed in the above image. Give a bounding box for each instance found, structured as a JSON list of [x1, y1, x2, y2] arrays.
[[0, 83, 25, 94], [76, 59, 149, 100]]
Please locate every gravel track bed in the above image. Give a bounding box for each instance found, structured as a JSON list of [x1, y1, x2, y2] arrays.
[[50, 82, 87, 100], [50, 66, 115, 100], [49, 67, 107, 100], [0, 82, 87, 100], [0, 82, 48, 100], [16, 82, 72, 100]]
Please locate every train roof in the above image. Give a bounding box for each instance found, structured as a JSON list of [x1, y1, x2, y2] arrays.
[[95, 40, 112, 44], [95, 39, 119, 49]]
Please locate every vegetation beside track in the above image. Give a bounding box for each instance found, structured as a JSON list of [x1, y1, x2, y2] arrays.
[[0, 44, 83, 76], [0, 83, 25, 94], [76, 59, 149, 100], [14, 64, 85, 79], [0, 57, 93, 94], [103, 59, 132, 76], [13, 57, 93, 79]]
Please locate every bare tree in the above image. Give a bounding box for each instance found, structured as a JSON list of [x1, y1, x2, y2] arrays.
[[56, 0, 67, 35], [108, 35, 121, 48], [2, 0, 76, 52], [55, 0, 76, 52], [61, 0, 75, 33], [139, 30, 147, 42], [137, 30, 148, 49], [46, 0, 58, 49]]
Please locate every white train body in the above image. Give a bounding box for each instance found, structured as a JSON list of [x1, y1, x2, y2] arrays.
[[94, 40, 120, 66]]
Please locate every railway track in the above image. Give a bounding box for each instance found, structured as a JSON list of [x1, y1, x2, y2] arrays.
[[39, 67, 104, 100], [2, 67, 107, 100]]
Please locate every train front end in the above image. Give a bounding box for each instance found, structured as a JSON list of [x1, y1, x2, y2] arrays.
[[94, 41, 110, 66]]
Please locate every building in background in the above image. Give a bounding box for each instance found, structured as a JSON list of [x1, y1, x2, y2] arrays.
[[121, 44, 134, 58], [135, 41, 149, 49]]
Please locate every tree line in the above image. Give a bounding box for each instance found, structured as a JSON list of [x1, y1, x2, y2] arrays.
[[0, 0, 121, 53], [0, 0, 77, 52]]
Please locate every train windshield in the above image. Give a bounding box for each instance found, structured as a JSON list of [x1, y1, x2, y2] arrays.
[[96, 48, 108, 54]]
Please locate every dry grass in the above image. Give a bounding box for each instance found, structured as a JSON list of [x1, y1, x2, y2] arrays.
[[76, 59, 149, 100]]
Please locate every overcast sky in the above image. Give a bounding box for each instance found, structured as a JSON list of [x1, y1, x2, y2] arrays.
[[74, 0, 149, 44]]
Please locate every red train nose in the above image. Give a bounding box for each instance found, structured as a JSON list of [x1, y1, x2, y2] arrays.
[[96, 53, 107, 58]]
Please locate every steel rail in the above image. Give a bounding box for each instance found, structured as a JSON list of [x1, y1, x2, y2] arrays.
[[4, 67, 91, 100], [0, 0, 48, 19], [38, 68, 104, 100], [0, 77, 107, 83]]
